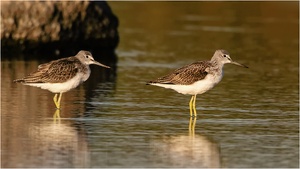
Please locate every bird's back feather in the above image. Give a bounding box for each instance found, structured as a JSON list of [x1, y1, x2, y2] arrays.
[[147, 61, 211, 85], [13, 57, 87, 84]]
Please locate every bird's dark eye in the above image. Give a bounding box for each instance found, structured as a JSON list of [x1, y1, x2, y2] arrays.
[[223, 54, 227, 57], [85, 55, 89, 58]]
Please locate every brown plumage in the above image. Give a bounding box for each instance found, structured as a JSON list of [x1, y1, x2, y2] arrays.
[[147, 61, 211, 85], [14, 57, 88, 84]]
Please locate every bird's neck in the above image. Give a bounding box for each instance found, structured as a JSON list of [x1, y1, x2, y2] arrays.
[[211, 59, 225, 69], [207, 60, 224, 78]]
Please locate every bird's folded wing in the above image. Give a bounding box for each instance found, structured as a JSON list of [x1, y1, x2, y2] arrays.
[[149, 61, 210, 85], [22, 58, 79, 83]]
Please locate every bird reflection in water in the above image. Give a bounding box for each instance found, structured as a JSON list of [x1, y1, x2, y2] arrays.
[[189, 117, 197, 137], [20, 114, 91, 167], [150, 117, 220, 168]]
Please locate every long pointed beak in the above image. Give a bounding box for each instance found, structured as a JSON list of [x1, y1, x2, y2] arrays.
[[231, 61, 248, 68], [93, 61, 111, 69]]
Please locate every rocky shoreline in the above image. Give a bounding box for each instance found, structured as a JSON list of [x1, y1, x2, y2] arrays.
[[1, 1, 119, 60]]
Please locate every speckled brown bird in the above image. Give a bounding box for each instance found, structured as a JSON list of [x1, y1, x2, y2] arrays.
[[14, 50, 110, 109], [147, 49, 248, 117]]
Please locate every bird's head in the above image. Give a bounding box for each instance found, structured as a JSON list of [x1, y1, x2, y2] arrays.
[[76, 50, 110, 68], [212, 49, 248, 68]]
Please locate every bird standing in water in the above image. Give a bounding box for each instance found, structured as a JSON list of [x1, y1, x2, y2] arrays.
[[147, 49, 248, 117], [14, 50, 110, 109]]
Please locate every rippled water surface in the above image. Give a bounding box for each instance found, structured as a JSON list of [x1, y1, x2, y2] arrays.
[[1, 2, 299, 168]]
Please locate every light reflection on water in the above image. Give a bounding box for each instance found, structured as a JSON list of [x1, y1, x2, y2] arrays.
[[1, 1, 299, 168]]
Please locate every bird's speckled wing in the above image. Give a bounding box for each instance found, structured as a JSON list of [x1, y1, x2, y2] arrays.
[[14, 57, 81, 83], [148, 61, 211, 85]]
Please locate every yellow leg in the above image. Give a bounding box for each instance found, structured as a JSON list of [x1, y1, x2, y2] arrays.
[[189, 95, 194, 117], [56, 93, 63, 109], [53, 108, 61, 123], [53, 94, 58, 108], [193, 94, 197, 117], [53, 93, 63, 109]]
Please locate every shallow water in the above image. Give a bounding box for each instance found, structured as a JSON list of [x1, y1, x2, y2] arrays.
[[1, 2, 299, 168]]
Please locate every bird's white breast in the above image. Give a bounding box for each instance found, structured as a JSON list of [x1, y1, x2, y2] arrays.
[[152, 73, 223, 95], [24, 71, 90, 93]]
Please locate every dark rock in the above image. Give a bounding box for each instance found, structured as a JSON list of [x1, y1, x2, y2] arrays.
[[1, 1, 119, 60]]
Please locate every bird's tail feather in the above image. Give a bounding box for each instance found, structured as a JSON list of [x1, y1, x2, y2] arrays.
[[13, 79, 25, 83]]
